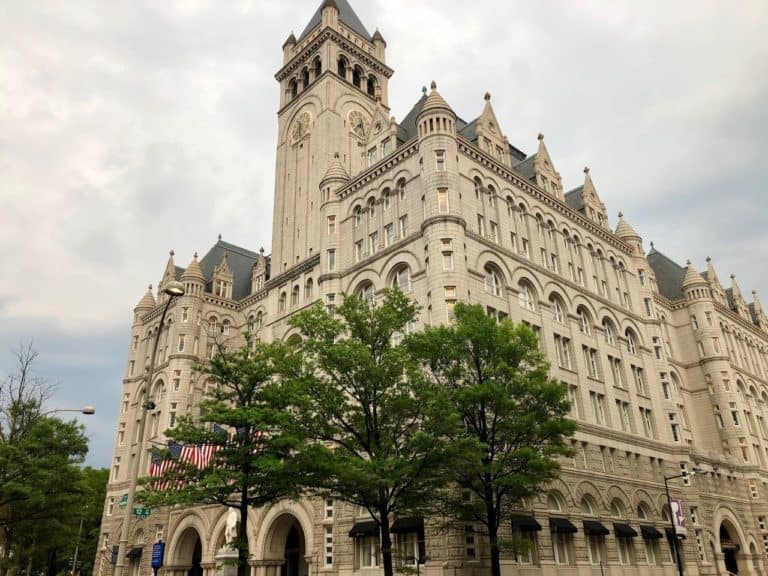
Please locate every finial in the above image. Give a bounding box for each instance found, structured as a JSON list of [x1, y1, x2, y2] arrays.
[[169, 249, 175, 257], [753, 290, 757, 296], [584, 166, 590, 174], [148, 284, 153, 291], [730, 274, 736, 280], [193, 251, 198, 259], [686, 259, 692, 266], [706, 256, 711, 263], [218, 233, 222, 241], [430, 80, 437, 90], [537, 132, 544, 141], [484, 92, 491, 101], [650, 241, 655, 249], [422, 85, 427, 95], [618, 211, 624, 218], [260, 247, 265, 254]]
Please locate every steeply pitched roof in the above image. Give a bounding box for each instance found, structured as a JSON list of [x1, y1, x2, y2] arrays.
[[193, 240, 261, 301], [458, 118, 478, 141], [564, 186, 585, 212], [397, 92, 428, 143], [299, 0, 372, 42], [514, 154, 537, 181], [647, 248, 686, 301]]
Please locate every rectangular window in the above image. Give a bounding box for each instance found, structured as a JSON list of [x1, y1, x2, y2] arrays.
[[327, 249, 336, 271], [749, 479, 759, 498], [324, 526, 334, 566], [551, 254, 560, 274], [398, 215, 409, 238], [731, 403, 740, 426], [177, 334, 186, 352], [495, 145, 504, 162], [128, 360, 135, 377], [590, 391, 606, 425], [617, 537, 632, 565], [644, 298, 653, 316], [182, 307, 189, 322], [107, 496, 114, 516], [705, 311, 713, 326], [640, 408, 654, 438], [367, 147, 377, 166], [355, 240, 363, 262], [384, 224, 394, 247], [632, 365, 646, 395], [582, 347, 601, 379], [477, 215, 486, 236], [577, 267, 585, 286], [695, 529, 706, 561], [691, 315, 699, 330], [554, 335, 572, 369], [169, 403, 177, 428], [435, 150, 446, 171], [587, 535, 604, 565], [437, 188, 449, 213], [638, 269, 646, 286], [356, 535, 380, 568], [490, 221, 498, 242], [327, 215, 336, 235], [552, 532, 570, 565], [369, 232, 378, 255], [568, 385, 580, 418], [465, 525, 476, 559], [381, 138, 391, 157], [521, 238, 530, 258]]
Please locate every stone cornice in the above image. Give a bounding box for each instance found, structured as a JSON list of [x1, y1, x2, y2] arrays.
[[275, 28, 394, 82], [336, 140, 419, 200], [457, 137, 633, 255], [264, 254, 321, 291]]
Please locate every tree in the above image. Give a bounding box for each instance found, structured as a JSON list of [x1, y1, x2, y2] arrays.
[[140, 342, 303, 576], [285, 289, 459, 576], [0, 342, 90, 576], [408, 303, 576, 576]]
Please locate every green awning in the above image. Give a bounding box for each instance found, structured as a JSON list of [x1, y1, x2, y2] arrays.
[[349, 520, 379, 538]]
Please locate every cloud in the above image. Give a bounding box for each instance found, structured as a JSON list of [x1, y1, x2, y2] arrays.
[[1, 0, 767, 467]]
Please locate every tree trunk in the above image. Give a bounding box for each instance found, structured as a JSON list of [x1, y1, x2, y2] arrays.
[[379, 509, 393, 576], [483, 476, 501, 576], [238, 482, 249, 576]]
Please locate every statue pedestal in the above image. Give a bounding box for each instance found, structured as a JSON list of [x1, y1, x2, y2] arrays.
[[215, 546, 239, 576]]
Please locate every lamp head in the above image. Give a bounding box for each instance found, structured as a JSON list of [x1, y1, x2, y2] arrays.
[[81, 405, 96, 415], [163, 281, 185, 297]]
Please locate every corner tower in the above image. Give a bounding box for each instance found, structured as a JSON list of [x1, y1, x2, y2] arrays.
[[271, 0, 393, 273]]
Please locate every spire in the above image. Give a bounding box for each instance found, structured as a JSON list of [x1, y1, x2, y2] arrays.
[[135, 284, 156, 312], [682, 260, 706, 288], [753, 290, 765, 318], [299, 0, 372, 42], [320, 152, 351, 187], [418, 81, 455, 117], [181, 252, 205, 283], [614, 211, 640, 241], [532, 132, 563, 195], [731, 274, 744, 301], [705, 256, 722, 287], [159, 250, 177, 289]]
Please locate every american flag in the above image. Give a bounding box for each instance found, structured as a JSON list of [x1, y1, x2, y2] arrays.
[[149, 442, 183, 490]]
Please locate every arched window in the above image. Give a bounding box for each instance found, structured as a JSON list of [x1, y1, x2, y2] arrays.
[[603, 319, 616, 345], [397, 178, 406, 200], [392, 265, 412, 293], [547, 492, 564, 512], [484, 265, 502, 297], [550, 295, 565, 324], [356, 281, 375, 306], [222, 319, 230, 335], [352, 66, 362, 88], [279, 292, 287, 312], [305, 278, 314, 299], [580, 495, 597, 515], [337, 56, 347, 79], [367, 197, 376, 219], [289, 78, 297, 99], [301, 67, 309, 90], [518, 281, 536, 312], [625, 329, 638, 354], [255, 311, 264, 330], [577, 307, 592, 335], [208, 316, 218, 334], [291, 285, 300, 306], [367, 75, 376, 97], [313, 56, 321, 79], [382, 188, 391, 210], [610, 499, 625, 518], [474, 177, 482, 197], [354, 205, 362, 227], [636, 503, 651, 520]]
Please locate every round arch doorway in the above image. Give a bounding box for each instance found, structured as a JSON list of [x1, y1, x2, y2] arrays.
[[263, 514, 308, 576], [719, 522, 740, 574], [174, 527, 204, 576]]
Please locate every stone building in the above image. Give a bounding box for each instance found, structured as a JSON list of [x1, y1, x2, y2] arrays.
[[95, 1, 768, 575]]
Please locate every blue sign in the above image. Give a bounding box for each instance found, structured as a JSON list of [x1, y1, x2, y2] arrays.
[[151, 542, 165, 570]]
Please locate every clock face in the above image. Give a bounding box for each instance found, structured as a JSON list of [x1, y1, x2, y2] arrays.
[[291, 112, 311, 142]]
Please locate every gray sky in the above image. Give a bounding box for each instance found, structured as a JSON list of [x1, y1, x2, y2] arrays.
[[1, 0, 766, 468]]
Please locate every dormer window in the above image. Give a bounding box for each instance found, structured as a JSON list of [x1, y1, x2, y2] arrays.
[[215, 279, 230, 299]]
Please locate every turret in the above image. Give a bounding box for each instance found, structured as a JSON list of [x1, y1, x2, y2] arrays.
[[180, 252, 206, 298], [614, 212, 644, 256], [372, 28, 386, 62], [282, 32, 296, 65], [134, 284, 156, 317], [158, 250, 178, 299]]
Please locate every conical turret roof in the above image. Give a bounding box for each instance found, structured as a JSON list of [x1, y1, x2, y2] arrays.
[[181, 252, 206, 282], [681, 260, 706, 288], [320, 152, 350, 185], [614, 212, 640, 240], [135, 284, 156, 311], [418, 81, 455, 117]]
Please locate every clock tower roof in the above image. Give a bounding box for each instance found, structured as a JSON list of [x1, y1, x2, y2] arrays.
[[298, 0, 372, 42]]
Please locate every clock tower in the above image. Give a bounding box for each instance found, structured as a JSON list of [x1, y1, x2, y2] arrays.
[[271, 0, 393, 273]]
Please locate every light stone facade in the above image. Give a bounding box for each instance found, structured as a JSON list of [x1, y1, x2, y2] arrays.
[[96, 2, 768, 576]]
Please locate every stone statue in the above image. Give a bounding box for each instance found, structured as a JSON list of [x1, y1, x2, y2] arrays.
[[224, 508, 239, 545]]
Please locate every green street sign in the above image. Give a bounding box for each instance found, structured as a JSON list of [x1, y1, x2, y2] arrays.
[[118, 494, 129, 509], [132, 507, 151, 518]]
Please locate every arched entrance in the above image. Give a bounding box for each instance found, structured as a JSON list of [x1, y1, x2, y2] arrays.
[[720, 523, 740, 574], [263, 514, 308, 576], [175, 527, 204, 576]]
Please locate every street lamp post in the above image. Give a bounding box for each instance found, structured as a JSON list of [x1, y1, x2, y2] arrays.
[[114, 280, 185, 576], [41, 406, 96, 417], [664, 469, 702, 576]]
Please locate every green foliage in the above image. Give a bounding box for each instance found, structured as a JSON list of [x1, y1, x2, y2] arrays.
[[407, 303, 576, 576], [139, 342, 303, 574], [285, 289, 460, 576]]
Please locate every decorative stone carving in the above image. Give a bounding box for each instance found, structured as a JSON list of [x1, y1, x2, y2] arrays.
[[291, 112, 311, 142], [348, 110, 369, 139]]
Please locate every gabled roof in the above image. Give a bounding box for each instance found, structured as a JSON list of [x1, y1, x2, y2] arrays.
[[298, 0, 372, 42], [647, 247, 686, 301], [193, 240, 261, 301]]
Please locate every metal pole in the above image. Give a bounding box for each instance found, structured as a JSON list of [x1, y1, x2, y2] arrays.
[[71, 514, 85, 576], [664, 475, 685, 576], [114, 293, 179, 576]]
